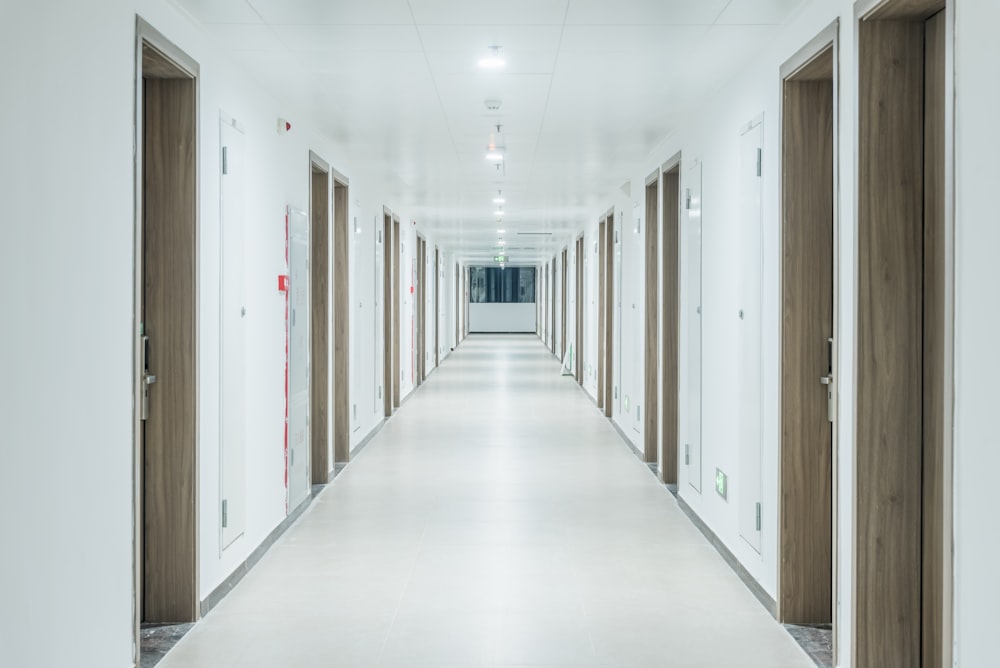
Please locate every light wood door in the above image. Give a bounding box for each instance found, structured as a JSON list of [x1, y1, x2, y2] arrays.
[[779, 49, 834, 624], [644, 179, 658, 463], [310, 165, 329, 482], [141, 61, 197, 623], [435, 248, 440, 367], [661, 166, 680, 485], [392, 218, 400, 407], [382, 213, 393, 417], [597, 222, 606, 408], [333, 180, 349, 463], [561, 249, 568, 360], [856, 5, 947, 665], [576, 236, 584, 385], [604, 214, 615, 419]]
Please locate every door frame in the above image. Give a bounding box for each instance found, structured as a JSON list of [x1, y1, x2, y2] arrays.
[[660, 152, 683, 485], [308, 153, 330, 483], [382, 208, 393, 417], [852, 0, 954, 665], [133, 16, 200, 657], [644, 168, 660, 464], [434, 247, 440, 367], [776, 19, 840, 633], [603, 208, 615, 419], [332, 173, 350, 465]]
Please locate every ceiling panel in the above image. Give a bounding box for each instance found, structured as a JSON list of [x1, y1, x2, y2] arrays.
[[270, 24, 423, 51], [170, 0, 809, 261], [418, 25, 564, 53], [424, 50, 558, 76], [177, 0, 264, 24], [203, 24, 285, 51], [409, 0, 569, 26], [247, 0, 414, 25], [565, 0, 731, 25], [559, 24, 709, 52], [715, 0, 806, 25]]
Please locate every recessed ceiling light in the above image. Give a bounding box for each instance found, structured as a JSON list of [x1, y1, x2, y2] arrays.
[[478, 46, 506, 69], [493, 189, 505, 204], [496, 229, 506, 234], [485, 150, 504, 162]]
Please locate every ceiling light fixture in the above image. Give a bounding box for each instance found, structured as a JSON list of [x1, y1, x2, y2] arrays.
[[478, 46, 506, 69], [494, 209, 505, 217], [496, 229, 506, 234], [485, 124, 506, 162], [493, 190, 505, 205]]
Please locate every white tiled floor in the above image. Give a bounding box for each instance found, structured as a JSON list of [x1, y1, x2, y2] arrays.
[[158, 334, 814, 668]]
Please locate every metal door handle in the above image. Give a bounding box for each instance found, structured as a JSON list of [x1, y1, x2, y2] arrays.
[[145, 374, 157, 385], [820, 375, 832, 385]]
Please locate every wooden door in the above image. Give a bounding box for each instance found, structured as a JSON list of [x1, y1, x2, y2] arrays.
[[309, 161, 329, 482], [644, 177, 659, 463], [661, 164, 680, 484], [780, 44, 834, 624], [333, 179, 349, 464], [140, 43, 197, 623]]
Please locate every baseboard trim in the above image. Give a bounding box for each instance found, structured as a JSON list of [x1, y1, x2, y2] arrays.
[[609, 417, 643, 460], [200, 415, 388, 619], [675, 494, 777, 618], [200, 491, 313, 617]]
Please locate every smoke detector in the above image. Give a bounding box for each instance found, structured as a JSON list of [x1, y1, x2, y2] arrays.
[[484, 99, 503, 112]]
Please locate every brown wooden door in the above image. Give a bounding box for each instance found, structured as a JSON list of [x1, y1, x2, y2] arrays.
[[140, 46, 197, 624]]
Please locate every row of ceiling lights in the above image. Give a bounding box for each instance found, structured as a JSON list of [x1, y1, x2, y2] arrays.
[[479, 46, 508, 266]]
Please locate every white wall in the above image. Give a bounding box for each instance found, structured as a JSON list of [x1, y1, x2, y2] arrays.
[[594, 0, 847, 640], [0, 1, 135, 665], [0, 1, 437, 664], [953, 0, 1000, 664], [584, 1, 999, 665]]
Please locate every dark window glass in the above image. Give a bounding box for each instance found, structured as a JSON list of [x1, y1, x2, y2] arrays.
[[469, 266, 536, 303]]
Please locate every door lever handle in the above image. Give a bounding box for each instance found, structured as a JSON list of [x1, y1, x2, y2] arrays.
[[145, 374, 157, 385], [820, 374, 832, 385]]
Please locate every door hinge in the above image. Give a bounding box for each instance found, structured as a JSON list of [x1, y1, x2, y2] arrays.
[[222, 146, 229, 175], [755, 502, 762, 531], [685, 443, 691, 465], [756, 148, 762, 177], [222, 499, 228, 528]]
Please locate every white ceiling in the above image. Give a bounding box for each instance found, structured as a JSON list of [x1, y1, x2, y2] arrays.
[[173, 0, 805, 264]]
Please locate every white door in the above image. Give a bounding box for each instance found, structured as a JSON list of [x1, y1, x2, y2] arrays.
[[287, 207, 311, 511], [219, 116, 246, 551], [738, 118, 764, 553], [683, 161, 703, 493]]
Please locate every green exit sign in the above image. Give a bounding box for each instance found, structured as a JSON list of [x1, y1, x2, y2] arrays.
[[493, 255, 507, 262], [715, 468, 728, 500]]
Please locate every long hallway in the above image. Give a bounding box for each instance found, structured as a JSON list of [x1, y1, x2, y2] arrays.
[[158, 335, 812, 668]]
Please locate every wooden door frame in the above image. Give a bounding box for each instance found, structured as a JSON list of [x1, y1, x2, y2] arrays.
[[415, 235, 424, 386], [550, 259, 556, 355], [604, 209, 615, 419], [133, 18, 200, 653], [392, 215, 401, 408], [575, 235, 584, 385], [434, 247, 440, 367], [597, 222, 606, 408], [661, 153, 682, 485], [777, 22, 839, 631], [561, 248, 568, 360], [853, 1, 954, 665], [308, 153, 330, 483], [643, 169, 660, 464], [382, 209, 393, 417], [332, 174, 350, 465]]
